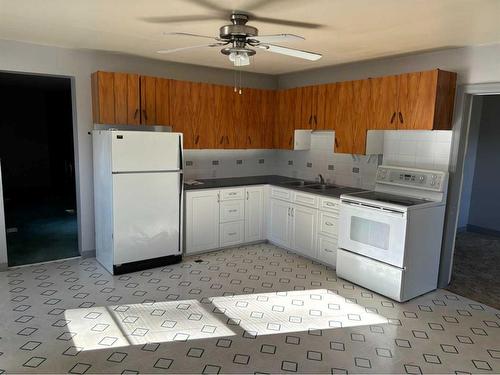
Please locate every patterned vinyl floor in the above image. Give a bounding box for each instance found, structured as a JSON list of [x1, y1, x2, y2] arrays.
[[0, 243, 499, 374]]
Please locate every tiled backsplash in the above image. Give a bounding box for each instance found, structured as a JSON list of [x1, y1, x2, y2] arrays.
[[183, 130, 453, 189], [183, 149, 276, 180], [274, 132, 380, 189], [382, 130, 452, 171]]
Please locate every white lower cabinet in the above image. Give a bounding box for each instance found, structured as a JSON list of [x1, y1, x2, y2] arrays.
[[185, 184, 339, 269], [220, 221, 245, 247], [291, 204, 317, 259], [185, 190, 220, 254], [185, 186, 265, 254], [269, 198, 291, 248], [317, 234, 338, 267], [245, 187, 265, 243]]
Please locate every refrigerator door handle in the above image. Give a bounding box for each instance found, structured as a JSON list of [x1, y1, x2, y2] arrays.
[[178, 134, 184, 171]]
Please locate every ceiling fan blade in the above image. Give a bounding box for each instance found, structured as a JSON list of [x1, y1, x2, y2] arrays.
[[257, 44, 322, 61], [183, 0, 228, 13], [251, 34, 304, 44], [157, 43, 224, 54], [245, 0, 297, 12], [163, 32, 221, 41], [251, 15, 324, 29], [141, 14, 223, 24]]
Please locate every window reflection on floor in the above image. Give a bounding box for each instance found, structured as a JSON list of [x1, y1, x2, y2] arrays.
[[64, 289, 387, 351]]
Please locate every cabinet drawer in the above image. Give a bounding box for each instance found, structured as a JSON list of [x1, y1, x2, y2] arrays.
[[220, 200, 245, 223], [320, 197, 340, 213], [317, 235, 338, 267], [319, 212, 338, 238], [220, 188, 245, 201], [270, 187, 292, 201], [293, 191, 319, 208], [220, 221, 245, 247]]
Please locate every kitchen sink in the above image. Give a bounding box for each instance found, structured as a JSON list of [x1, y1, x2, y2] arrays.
[[306, 184, 339, 191], [281, 180, 316, 187]]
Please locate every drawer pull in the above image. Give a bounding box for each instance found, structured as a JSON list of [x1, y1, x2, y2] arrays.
[[325, 202, 336, 207], [325, 221, 334, 226], [228, 232, 237, 236], [228, 209, 238, 213], [324, 248, 333, 253], [228, 192, 237, 196]]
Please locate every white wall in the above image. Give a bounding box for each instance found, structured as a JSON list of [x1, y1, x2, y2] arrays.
[[278, 43, 500, 88], [0, 39, 277, 255]]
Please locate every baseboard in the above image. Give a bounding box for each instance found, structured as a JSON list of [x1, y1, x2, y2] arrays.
[[467, 224, 500, 237], [456, 226, 467, 233], [0, 262, 7, 272], [81, 249, 96, 259]]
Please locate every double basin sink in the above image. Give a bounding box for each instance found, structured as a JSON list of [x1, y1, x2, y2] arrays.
[[279, 180, 340, 192]]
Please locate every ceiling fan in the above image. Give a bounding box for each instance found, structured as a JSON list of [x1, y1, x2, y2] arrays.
[[147, 0, 323, 67]]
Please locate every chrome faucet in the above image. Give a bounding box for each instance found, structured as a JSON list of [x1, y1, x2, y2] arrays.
[[318, 174, 325, 185]]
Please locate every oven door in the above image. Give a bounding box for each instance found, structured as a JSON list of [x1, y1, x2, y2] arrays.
[[339, 200, 407, 268]]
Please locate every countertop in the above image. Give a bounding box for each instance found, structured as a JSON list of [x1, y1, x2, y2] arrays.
[[184, 174, 366, 199]]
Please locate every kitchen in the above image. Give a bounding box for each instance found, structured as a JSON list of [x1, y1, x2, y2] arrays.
[[0, 1, 500, 374]]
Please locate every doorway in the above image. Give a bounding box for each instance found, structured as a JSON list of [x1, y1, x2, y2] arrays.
[[0, 72, 78, 267], [447, 94, 500, 309]]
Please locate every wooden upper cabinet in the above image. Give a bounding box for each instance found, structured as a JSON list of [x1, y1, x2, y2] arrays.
[[369, 75, 399, 130], [169, 80, 195, 148], [397, 69, 456, 130], [92, 71, 170, 126], [275, 89, 299, 149], [91, 71, 140, 125], [297, 85, 327, 130], [352, 79, 371, 155], [331, 81, 356, 153]]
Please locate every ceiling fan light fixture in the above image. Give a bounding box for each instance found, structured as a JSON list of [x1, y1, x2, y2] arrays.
[[229, 51, 250, 66]]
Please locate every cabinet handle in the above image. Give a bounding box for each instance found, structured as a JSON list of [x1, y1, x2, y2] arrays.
[[142, 110, 148, 121], [335, 138, 339, 148], [287, 207, 291, 216], [290, 207, 294, 217], [308, 115, 312, 125], [229, 209, 237, 213], [248, 136, 252, 144], [228, 192, 237, 195], [220, 136, 224, 144], [324, 248, 333, 253], [195, 135, 200, 144], [217, 193, 220, 203], [399, 112, 404, 124], [390, 112, 396, 124], [228, 232, 237, 236], [325, 221, 334, 226], [314, 115, 318, 126], [246, 191, 249, 200], [133, 109, 139, 119], [326, 202, 335, 207]]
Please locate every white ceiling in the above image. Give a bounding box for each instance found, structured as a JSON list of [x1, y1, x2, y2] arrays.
[[0, 0, 499, 75]]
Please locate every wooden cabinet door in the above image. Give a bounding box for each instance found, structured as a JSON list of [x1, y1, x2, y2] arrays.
[[299, 86, 315, 129], [323, 83, 339, 131], [369, 75, 398, 129], [314, 84, 328, 130], [154, 77, 170, 126], [194, 82, 218, 149], [260, 89, 276, 148], [352, 79, 371, 155], [228, 88, 246, 149], [332, 81, 356, 153], [397, 70, 438, 130], [140, 75, 157, 125], [275, 89, 298, 149], [169, 80, 196, 149], [91, 71, 140, 125]]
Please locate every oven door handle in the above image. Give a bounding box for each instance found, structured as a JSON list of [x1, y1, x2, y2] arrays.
[[341, 200, 406, 217]]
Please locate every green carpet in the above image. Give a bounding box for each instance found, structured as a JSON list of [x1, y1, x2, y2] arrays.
[[6, 205, 79, 267]]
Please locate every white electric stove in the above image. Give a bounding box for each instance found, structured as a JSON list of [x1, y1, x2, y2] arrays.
[[337, 165, 448, 302]]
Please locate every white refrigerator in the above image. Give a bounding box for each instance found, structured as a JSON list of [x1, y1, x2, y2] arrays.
[[93, 130, 183, 274]]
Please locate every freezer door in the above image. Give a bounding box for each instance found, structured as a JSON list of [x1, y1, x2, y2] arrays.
[[112, 171, 181, 265], [111, 131, 182, 172]]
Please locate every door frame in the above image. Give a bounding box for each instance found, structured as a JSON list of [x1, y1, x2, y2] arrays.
[[0, 70, 80, 269], [439, 82, 500, 287]]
